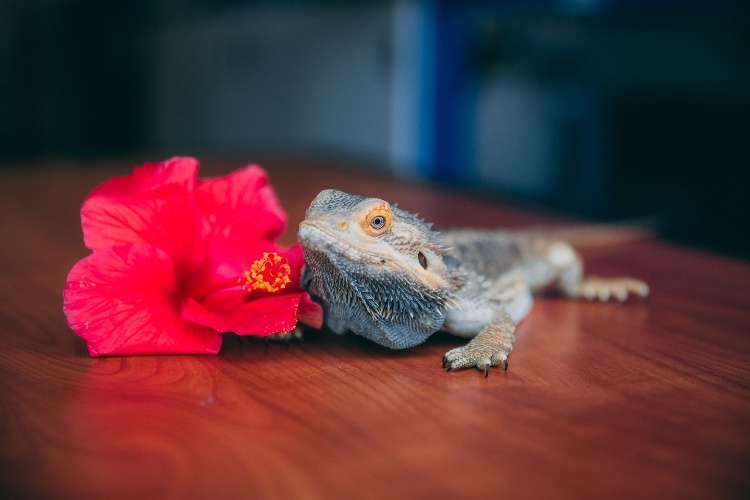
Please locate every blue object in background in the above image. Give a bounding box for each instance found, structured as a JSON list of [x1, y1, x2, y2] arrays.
[[1, 1, 749, 255], [432, 3, 475, 184]]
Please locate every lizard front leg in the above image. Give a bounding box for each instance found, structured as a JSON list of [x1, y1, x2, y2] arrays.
[[443, 310, 515, 376]]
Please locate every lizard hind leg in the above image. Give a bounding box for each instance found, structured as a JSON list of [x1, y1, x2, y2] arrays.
[[541, 240, 650, 302], [443, 311, 515, 376]]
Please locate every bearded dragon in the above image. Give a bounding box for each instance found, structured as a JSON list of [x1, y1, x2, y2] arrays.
[[298, 189, 649, 375]]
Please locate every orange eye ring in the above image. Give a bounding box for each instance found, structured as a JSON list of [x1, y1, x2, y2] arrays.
[[362, 205, 392, 236]]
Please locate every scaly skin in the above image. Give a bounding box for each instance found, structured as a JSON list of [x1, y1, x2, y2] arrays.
[[298, 190, 649, 375]]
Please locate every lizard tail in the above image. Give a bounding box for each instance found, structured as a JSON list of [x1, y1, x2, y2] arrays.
[[520, 220, 657, 250]]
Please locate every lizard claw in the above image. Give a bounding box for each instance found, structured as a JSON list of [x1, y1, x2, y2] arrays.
[[576, 277, 650, 302], [442, 346, 511, 375]]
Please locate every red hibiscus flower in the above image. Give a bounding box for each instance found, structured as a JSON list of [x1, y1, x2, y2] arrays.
[[63, 157, 322, 356]]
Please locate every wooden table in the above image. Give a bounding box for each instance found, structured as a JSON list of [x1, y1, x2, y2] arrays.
[[1, 158, 749, 500]]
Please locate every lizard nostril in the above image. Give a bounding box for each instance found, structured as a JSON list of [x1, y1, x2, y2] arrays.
[[338, 221, 349, 230]]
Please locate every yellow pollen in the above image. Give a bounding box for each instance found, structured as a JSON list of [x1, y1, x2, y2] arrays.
[[240, 252, 292, 293]]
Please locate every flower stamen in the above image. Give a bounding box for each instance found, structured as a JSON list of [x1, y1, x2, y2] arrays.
[[240, 252, 292, 293]]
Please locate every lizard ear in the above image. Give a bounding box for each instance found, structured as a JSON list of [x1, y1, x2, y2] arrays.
[[418, 251, 428, 269]]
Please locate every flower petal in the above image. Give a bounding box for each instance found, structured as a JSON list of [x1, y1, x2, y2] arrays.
[[81, 188, 201, 266], [88, 157, 199, 198], [81, 157, 201, 254], [64, 245, 222, 356], [298, 292, 324, 329], [182, 293, 306, 336], [197, 165, 287, 243]]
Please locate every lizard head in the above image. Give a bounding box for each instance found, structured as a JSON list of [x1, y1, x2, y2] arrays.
[[298, 189, 462, 349]]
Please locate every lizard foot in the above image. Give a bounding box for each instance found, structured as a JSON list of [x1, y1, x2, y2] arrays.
[[442, 314, 516, 376], [442, 345, 510, 376], [576, 277, 649, 302]]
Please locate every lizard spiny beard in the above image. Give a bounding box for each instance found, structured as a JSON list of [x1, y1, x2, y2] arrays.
[[302, 247, 451, 349]]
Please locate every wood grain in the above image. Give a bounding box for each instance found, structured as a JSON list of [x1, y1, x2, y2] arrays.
[[1, 157, 749, 500]]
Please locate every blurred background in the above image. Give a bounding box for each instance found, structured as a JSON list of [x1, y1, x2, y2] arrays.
[[1, 1, 748, 257]]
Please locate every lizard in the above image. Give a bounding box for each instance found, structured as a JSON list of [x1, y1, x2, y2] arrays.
[[297, 189, 649, 375]]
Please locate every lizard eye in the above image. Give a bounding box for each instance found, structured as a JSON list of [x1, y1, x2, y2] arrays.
[[370, 216, 386, 229], [363, 206, 392, 236]]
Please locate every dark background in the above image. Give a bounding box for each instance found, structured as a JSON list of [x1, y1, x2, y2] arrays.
[[2, 0, 748, 257]]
